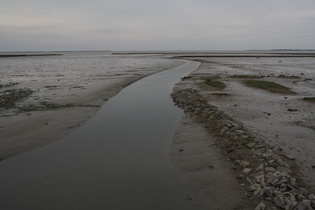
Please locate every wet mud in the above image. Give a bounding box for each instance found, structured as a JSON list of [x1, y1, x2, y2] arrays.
[[171, 54, 315, 209]]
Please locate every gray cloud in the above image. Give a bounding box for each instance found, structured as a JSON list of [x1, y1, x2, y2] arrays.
[[1, 0, 315, 51]]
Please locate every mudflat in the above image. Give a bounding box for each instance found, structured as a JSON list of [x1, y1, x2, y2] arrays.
[[171, 52, 315, 209], [1, 51, 315, 209], [0, 52, 184, 160]]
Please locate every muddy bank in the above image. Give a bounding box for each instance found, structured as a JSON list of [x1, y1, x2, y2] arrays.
[[172, 88, 314, 209], [170, 55, 315, 209], [170, 114, 256, 209], [0, 54, 184, 160]]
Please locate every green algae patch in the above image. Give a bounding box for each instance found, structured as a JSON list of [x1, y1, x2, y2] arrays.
[[202, 75, 221, 80], [202, 76, 226, 89], [303, 97, 315, 102], [230, 75, 263, 79], [211, 93, 230, 96], [243, 80, 295, 94], [205, 80, 226, 89], [19, 102, 100, 112], [278, 75, 300, 79]]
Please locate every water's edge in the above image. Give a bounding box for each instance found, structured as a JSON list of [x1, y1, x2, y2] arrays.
[[0, 61, 217, 210]]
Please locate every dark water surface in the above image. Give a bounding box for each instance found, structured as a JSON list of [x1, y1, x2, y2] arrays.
[[0, 61, 214, 209]]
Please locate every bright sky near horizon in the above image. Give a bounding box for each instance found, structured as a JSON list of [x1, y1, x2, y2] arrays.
[[1, 0, 315, 51]]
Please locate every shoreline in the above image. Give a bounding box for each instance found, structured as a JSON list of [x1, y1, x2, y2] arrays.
[[0, 77, 142, 160], [170, 56, 315, 209], [170, 114, 254, 209]]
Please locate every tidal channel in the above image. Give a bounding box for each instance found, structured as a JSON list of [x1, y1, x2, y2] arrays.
[[0, 61, 214, 209]]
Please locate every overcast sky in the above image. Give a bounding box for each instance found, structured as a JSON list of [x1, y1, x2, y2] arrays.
[[1, 0, 315, 51]]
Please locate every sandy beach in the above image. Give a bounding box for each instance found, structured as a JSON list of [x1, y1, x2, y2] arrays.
[[1, 51, 315, 209]]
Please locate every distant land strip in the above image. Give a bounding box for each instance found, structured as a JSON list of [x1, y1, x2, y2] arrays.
[[112, 52, 315, 57], [172, 54, 315, 58], [0, 54, 63, 58]]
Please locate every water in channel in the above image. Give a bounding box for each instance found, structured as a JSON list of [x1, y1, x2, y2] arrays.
[[0, 61, 210, 209]]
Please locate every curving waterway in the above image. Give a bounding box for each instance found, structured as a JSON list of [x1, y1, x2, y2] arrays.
[[0, 60, 213, 209]]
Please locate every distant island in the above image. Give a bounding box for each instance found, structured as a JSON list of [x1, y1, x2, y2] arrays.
[[0, 54, 63, 58], [271, 49, 315, 51]]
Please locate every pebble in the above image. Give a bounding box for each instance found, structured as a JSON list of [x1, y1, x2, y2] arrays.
[[171, 89, 315, 209], [242, 168, 252, 174], [265, 167, 276, 173], [256, 163, 264, 171], [255, 201, 266, 210], [247, 142, 256, 148], [284, 154, 296, 160], [295, 202, 312, 210], [263, 187, 273, 197], [251, 147, 266, 155], [240, 161, 250, 168], [247, 185, 257, 192], [274, 192, 296, 209], [235, 129, 245, 134], [234, 160, 241, 165]]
